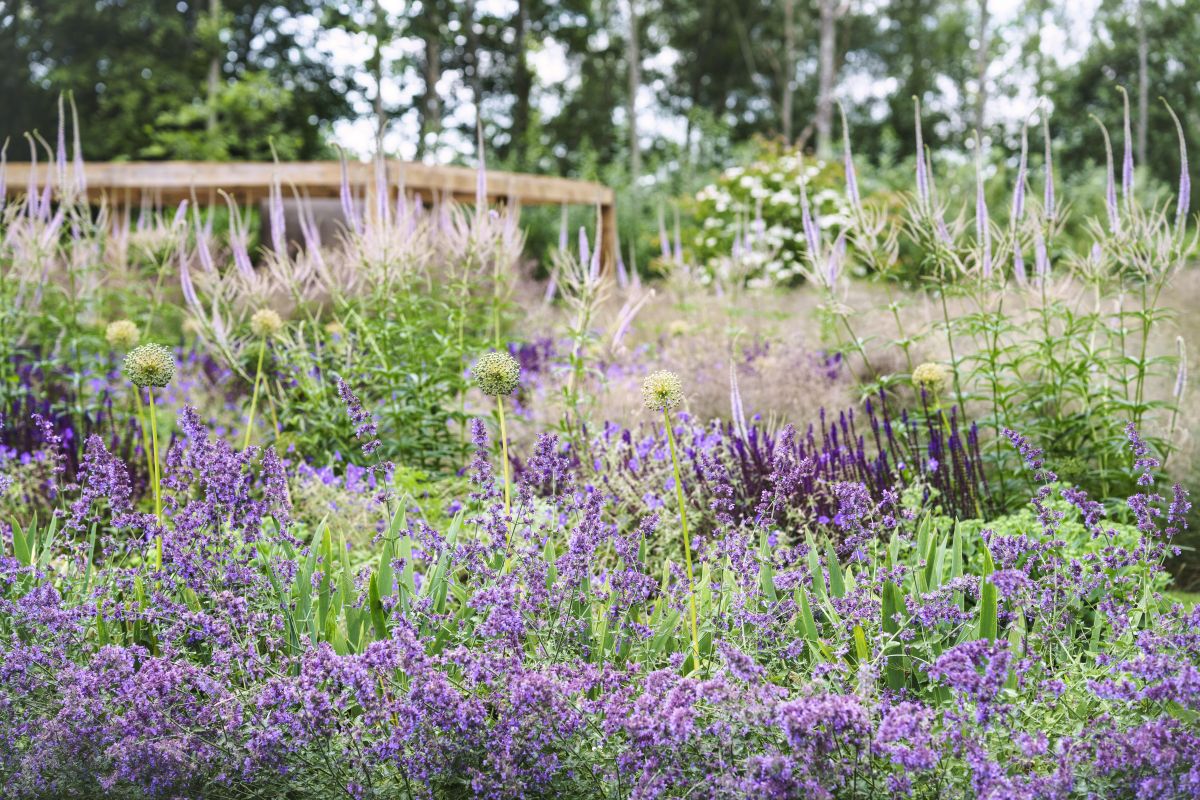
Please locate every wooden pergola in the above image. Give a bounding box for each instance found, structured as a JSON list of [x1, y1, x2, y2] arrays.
[[3, 160, 618, 270]]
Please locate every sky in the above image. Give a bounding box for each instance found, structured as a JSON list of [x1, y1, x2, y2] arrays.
[[323, 0, 1102, 162]]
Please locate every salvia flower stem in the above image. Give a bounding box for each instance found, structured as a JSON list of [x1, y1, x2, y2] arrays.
[[663, 408, 702, 672]]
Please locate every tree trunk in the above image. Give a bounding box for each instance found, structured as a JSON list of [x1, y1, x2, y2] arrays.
[[783, 0, 795, 144], [626, 0, 641, 182], [512, 0, 533, 166], [206, 0, 220, 134], [420, 28, 442, 154], [1136, 0, 1148, 165], [463, 0, 484, 116], [974, 0, 989, 134], [815, 0, 842, 157], [371, 0, 387, 157]]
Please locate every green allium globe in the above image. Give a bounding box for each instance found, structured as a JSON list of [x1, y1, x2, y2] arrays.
[[473, 351, 521, 396], [912, 362, 951, 395], [642, 370, 684, 411], [123, 343, 176, 388], [250, 308, 284, 338], [105, 319, 140, 351]]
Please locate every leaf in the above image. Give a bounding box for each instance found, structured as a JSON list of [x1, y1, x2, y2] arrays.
[[824, 541, 845, 598], [367, 573, 388, 641], [977, 536, 998, 642], [881, 580, 905, 690]]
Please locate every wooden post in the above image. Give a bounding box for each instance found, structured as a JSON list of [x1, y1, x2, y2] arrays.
[[598, 200, 618, 276]]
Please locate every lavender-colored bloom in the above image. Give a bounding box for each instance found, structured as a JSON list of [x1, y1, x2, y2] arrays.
[[914, 97, 930, 208], [800, 178, 821, 259], [839, 102, 860, 210], [974, 133, 992, 278], [1095, 117, 1121, 234], [1042, 110, 1055, 223], [1162, 99, 1191, 234], [1012, 121, 1029, 224], [1119, 86, 1134, 204]]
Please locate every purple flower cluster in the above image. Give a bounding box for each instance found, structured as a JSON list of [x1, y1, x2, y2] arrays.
[[1, 408, 1198, 799]]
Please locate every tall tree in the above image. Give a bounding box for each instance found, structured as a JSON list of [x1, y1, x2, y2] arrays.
[[625, 0, 642, 181], [815, 0, 850, 157], [974, 0, 990, 133]]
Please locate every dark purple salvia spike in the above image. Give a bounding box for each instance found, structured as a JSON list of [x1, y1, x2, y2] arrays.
[[1161, 98, 1191, 236]]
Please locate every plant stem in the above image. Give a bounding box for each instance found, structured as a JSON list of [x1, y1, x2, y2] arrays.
[[243, 337, 266, 450], [497, 394, 511, 519], [663, 408, 702, 672], [147, 387, 163, 569]]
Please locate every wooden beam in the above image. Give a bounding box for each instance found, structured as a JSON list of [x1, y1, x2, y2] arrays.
[[1, 161, 614, 207]]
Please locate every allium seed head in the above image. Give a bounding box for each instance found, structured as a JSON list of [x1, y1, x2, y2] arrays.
[[105, 319, 140, 350], [250, 308, 284, 338], [912, 362, 951, 395], [123, 343, 176, 388], [473, 351, 521, 396], [642, 370, 684, 411]]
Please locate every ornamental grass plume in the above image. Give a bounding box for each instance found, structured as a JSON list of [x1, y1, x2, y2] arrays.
[[473, 351, 521, 524], [642, 369, 701, 672], [122, 343, 175, 540], [243, 308, 283, 450], [105, 319, 140, 351]]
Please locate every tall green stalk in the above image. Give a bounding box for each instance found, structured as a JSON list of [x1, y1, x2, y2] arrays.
[[243, 337, 266, 450], [663, 409, 702, 672]]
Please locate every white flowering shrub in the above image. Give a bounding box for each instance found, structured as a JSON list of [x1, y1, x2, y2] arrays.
[[692, 146, 851, 287]]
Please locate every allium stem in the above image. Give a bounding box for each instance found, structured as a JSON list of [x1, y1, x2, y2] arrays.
[[242, 337, 266, 451], [497, 394, 511, 518], [663, 408, 702, 672], [147, 387, 162, 529]]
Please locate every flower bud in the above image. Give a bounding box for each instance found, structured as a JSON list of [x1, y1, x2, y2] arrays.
[[123, 343, 176, 388], [105, 320, 140, 351], [642, 370, 684, 412], [250, 308, 284, 338], [912, 362, 951, 395], [473, 351, 521, 397]]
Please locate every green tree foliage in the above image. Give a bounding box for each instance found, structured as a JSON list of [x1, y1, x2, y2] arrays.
[[0, 0, 349, 160]]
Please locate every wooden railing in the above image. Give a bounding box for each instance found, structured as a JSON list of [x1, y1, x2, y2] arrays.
[[3, 160, 618, 269]]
